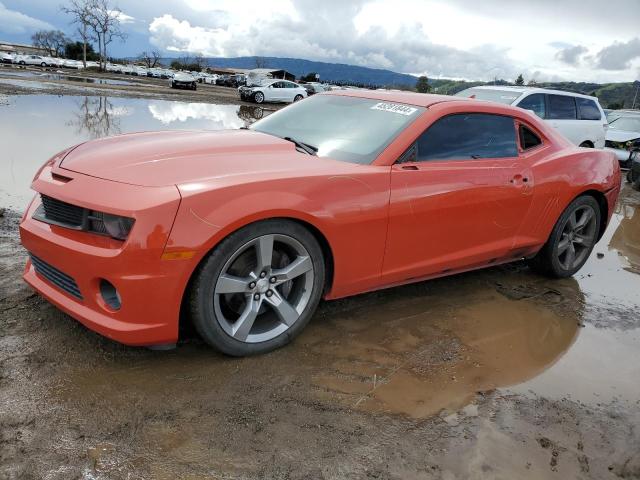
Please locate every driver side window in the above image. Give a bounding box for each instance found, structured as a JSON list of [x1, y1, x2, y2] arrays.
[[414, 113, 518, 162]]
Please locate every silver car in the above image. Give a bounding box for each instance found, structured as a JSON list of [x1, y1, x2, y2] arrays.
[[605, 113, 640, 168]]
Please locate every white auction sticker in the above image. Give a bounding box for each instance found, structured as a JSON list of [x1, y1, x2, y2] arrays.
[[371, 102, 418, 116]]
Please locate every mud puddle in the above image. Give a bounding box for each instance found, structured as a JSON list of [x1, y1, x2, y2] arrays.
[[0, 94, 268, 210], [0, 68, 135, 86]]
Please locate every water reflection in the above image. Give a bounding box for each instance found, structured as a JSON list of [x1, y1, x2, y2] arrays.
[[310, 283, 581, 418], [0, 94, 264, 210], [610, 196, 640, 274], [67, 97, 123, 138]]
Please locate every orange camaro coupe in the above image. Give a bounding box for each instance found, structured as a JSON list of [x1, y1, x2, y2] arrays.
[[20, 91, 620, 355]]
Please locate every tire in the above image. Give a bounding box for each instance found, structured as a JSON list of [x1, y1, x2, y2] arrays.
[[40, 62, 47, 67], [19, 61, 25, 65], [527, 195, 601, 278], [294, 94, 303, 102], [579, 141, 594, 148], [189, 220, 325, 356], [254, 91, 265, 104]]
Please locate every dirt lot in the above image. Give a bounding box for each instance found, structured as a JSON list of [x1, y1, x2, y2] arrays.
[[0, 72, 639, 479]]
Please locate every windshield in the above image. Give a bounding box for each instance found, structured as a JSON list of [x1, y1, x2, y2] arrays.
[[609, 116, 640, 132], [454, 88, 521, 105], [250, 94, 425, 164]]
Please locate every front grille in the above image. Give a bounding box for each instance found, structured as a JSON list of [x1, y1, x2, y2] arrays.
[[40, 195, 85, 227], [29, 253, 83, 300], [605, 140, 626, 150]]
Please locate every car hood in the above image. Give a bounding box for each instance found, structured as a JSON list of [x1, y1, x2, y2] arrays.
[[60, 130, 330, 187], [173, 73, 195, 81], [606, 129, 640, 143]]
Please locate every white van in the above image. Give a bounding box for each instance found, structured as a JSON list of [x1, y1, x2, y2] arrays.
[[455, 86, 607, 148]]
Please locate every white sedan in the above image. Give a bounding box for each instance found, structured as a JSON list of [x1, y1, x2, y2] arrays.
[[239, 80, 307, 104], [16, 55, 49, 67]]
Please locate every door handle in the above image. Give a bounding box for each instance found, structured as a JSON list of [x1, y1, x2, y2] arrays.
[[401, 165, 419, 171]]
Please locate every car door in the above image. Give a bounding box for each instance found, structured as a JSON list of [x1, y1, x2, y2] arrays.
[[382, 112, 534, 284], [546, 94, 582, 145], [268, 82, 285, 102]]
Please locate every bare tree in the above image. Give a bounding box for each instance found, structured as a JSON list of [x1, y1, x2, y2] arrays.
[[254, 56, 268, 69], [61, 0, 95, 67], [89, 0, 127, 71], [31, 30, 68, 57], [194, 53, 207, 70], [138, 50, 161, 68]]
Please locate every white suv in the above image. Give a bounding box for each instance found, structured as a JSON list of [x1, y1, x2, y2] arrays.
[[455, 86, 607, 148]]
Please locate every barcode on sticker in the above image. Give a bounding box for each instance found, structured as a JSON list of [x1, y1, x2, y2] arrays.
[[371, 103, 418, 116]]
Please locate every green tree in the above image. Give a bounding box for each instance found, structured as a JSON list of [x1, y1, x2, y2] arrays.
[[64, 41, 99, 61], [300, 72, 319, 82], [515, 74, 525, 86], [416, 75, 431, 93]]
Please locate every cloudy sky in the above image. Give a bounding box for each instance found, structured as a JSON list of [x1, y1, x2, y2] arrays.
[[1, 0, 639, 83]]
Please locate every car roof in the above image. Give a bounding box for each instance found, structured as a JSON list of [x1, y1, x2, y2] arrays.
[[324, 89, 460, 107], [464, 85, 599, 101]]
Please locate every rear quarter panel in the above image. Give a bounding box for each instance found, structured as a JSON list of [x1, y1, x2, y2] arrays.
[[519, 147, 620, 247]]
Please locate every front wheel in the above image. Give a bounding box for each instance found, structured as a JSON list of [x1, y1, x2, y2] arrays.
[[527, 196, 601, 278], [190, 220, 325, 356], [254, 91, 265, 104], [294, 94, 303, 102], [40, 62, 47, 67]]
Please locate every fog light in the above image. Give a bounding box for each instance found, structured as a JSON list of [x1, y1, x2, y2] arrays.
[[100, 279, 121, 310]]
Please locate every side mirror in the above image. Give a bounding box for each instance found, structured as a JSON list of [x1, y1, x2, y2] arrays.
[[399, 144, 418, 164]]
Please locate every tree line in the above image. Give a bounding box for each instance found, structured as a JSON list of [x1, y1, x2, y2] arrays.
[[30, 0, 126, 70]]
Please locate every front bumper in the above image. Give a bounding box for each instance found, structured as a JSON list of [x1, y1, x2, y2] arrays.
[[604, 147, 634, 167], [19, 166, 192, 346]]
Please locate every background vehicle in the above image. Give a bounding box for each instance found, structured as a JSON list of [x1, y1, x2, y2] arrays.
[[20, 91, 619, 356], [17, 55, 49, 67], [455, 86, 607, 148], [605, 114, 640, 168], [628, 154, 640, 190], [171, 72, 197, 90], [0, 52, 14, 63], [303, 82, 328, 95], [239, 79, 307, 104]]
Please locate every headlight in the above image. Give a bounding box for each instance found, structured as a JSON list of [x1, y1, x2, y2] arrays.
[[89, 211, 135, 240]]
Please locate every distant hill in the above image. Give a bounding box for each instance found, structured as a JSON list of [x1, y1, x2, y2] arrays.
[[195, 56, 419, 87], [158, 55, 639, 109]]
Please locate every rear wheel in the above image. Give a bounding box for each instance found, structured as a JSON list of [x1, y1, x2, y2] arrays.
[[527, 196, 601, 278], [190, 220, 325, 356]]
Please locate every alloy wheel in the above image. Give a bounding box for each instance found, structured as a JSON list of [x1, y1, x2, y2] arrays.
[[213, 234, 314, 343], [556, 205, 598, 270]]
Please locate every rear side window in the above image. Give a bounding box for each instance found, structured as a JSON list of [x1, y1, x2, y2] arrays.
[[517, 94, 546, 118], [519, 125, 542, 150], [576, 98, 602, 120], [548, 95, 577, 120], [416, 113, 518, 161]]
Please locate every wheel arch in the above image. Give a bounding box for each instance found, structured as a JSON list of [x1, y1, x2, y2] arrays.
[[178, 215, 336, 329], [574, 189, 609, 241]]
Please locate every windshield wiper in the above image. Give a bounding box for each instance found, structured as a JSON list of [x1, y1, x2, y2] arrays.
[[283, 136, 318, 156]]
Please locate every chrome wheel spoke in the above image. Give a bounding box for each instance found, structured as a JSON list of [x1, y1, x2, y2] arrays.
[[265, 289, 299, 326], [216, 274, 251, 294], [574, 208, 593, 231], [255, 235, 274, 271], [272, 256, 312, 284], [564, 243, 576, 269], [558, 237, 570, 254], [232, 299, 261, 341]]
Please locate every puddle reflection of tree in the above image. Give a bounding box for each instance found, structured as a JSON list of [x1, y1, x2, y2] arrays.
[[68, 96, 121, 139], [236, 105, 266, 127]]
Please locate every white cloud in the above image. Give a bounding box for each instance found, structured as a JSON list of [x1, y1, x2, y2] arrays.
[[109, 10, 136, 25], [0, 2, 53, 35], [144, 0, 639, 83]]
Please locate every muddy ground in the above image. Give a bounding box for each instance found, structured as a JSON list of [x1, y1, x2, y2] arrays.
[[1, 74, 639, 479]]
